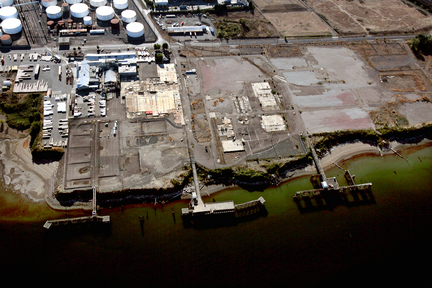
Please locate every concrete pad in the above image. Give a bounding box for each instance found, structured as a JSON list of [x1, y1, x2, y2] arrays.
[[66, 163, 92, 180], [67, 147, 92, 164], [199, 57, 264, 94], [293, 89, 357, 108], [302, 108, 375, 133], [271, 58, 307, 70], [283, 71, 319, 86], [99, 156, 119, 178], [68, 135, 91, 148], [307, 47, 371, 87]]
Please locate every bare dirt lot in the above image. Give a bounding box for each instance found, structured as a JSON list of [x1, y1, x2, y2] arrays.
[[306, 0, 432, 35], [265, 11, 332, 37], [253, 0, 332, 37]]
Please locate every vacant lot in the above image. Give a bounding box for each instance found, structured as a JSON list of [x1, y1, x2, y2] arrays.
[[253, 0, 332, 37], [306, 0, 432, 35]]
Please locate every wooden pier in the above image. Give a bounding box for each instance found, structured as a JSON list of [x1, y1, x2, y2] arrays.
[[43, 215, 110, 230], [293, 183, 374, 212], [293, 138, 374, 212], [235, 197, 266, 218]]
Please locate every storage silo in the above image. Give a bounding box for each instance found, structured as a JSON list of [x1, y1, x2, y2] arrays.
[[83, 16, 92, 26], [113, 0, 128, 10], [121, 10, 136, 23], [1, 18, 22, 34], [62, 3, 70, 12], [0, 6, 18, 20], [66, 0, 82, 4], [0, 34, 12, 45], [96, 6, 114, 21], [90, 0, 106, 8], [126, 22, 144, 38], [0, 0, 14, 7], [46, 6, 63, 19], [70, 3, 89, 18]]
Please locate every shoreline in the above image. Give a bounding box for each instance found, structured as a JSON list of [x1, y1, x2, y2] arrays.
[[0, 137, 431, 213]]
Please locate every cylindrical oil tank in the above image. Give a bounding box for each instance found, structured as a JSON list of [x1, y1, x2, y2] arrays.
[[62, 3, 70, 12], [126, 22, 144, 38], [90, 0, 106, 8], [83, 16, 92, 26], [110, 18, 119, 28], [0, 6, 18, 20], [121, 10, 136, 23], [41, 0, 57, 7], [46, 6, 63, 19], [96, 6, 114, 21], [0, 0, 14, 7], [47, 20, 55, 28], [1, 18, 22, 34], [70, 3, 89, 18], [66, 0, 82, 4], [113, 0, 128, 10], [58, 20, 65, 27], [0, 34, 12, 45]]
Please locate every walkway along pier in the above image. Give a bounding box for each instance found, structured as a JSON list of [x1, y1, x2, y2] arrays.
[[43, 187, 110, 230]]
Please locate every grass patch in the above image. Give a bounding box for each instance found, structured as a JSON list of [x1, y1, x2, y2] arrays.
[[0, 92, 42, 151]]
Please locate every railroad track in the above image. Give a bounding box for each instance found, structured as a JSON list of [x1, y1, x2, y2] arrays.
[[16, 0, 48, 46]]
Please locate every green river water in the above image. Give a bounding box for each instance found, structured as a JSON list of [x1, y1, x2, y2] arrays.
[[0, 144, 431, 288]]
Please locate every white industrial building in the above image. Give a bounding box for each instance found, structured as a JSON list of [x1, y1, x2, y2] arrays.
[[154, 0, 168, 7]]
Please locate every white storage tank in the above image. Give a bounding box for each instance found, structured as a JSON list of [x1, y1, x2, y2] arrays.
[[46, 6, 63, 19], [0, 6, 18, 20], [90, 0, 106, 7], [126, 22, 144, 38], [1, 18, 22, 34], [66, 0, 82, 4], [0, 0, 14, 7], [83, 16, 92, 26], [113, 0, 128, 10], [70, 3, 89, 18], [41, 0, 57, 7], [96, 6, 114, 21], [121, 10, 136, 23]]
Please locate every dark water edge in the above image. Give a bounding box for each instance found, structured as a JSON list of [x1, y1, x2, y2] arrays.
[[0, 144, 431, 288]]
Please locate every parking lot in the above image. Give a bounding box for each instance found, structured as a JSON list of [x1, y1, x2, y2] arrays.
[[1, 51, 74, 148]]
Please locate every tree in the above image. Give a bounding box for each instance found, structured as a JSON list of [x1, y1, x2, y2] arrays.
[[249, 1, 254, 10], [155, 53, 163, 63], [410, 34, 432, 55], [154, 43, 161, 50], [162, 42, 169, 50]]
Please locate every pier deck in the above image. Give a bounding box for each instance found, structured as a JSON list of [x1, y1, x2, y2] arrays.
[[43, 215, 110, 230]]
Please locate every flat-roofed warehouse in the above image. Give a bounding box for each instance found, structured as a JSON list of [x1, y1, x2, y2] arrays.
[[167, 26, 206, 34]]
